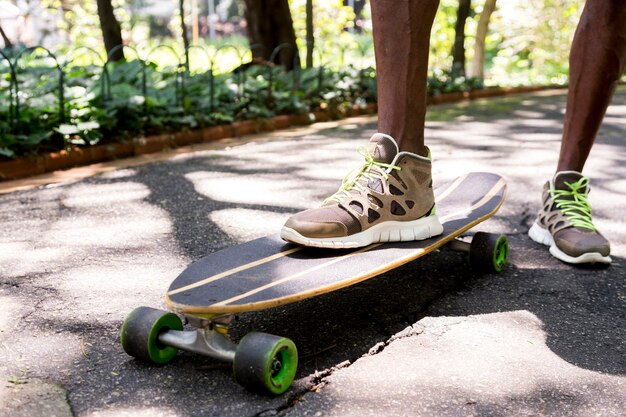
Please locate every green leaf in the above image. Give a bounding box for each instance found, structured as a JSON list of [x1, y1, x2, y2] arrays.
[[56, 124, 79, 135], [0, 147, 15, 158]]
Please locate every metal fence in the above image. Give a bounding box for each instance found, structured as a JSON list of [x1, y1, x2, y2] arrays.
[[0, 41, 374, 136]]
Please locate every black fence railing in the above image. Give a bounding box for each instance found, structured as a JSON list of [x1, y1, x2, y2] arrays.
[[0, 41, 375, 134], [0, 41, 381, 159]]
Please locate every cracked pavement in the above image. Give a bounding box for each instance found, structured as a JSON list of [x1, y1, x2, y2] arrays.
[[1, 88, 625, 416]]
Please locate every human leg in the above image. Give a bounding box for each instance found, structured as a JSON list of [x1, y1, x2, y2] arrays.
[[281, 1, 442, 248], [529, 0, 626, 264], [371, 0, 440, 157], [557, 0, 626, 172]]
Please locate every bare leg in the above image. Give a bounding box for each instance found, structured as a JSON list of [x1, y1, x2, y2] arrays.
[[557, 0, 626, 172], [370, 0, 440, 157]]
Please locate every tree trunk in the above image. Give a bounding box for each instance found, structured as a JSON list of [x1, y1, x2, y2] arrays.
[[96, 0, 125, 61], [60, 0, 73, 44], [451, 0, 471, 76], [353, 0, 366, 18], [180, 0, 190, 69], [0, 23, 12, 49], [191, 0, 199, 44], [243, 0, 299, 70], [470, 0, 497, 80], [344, 0, 366, 32], [306, 0, 314, 68]]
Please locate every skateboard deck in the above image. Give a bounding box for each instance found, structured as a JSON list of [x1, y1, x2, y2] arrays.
[[166, 172, 506, 317]]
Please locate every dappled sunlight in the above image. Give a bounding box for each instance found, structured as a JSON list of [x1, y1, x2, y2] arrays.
[[185, 171, 320, 210], [56, 263, 180, 319], [86, 408, 180, 417], [61, 182, 151, 207], [0, 294, 22, 340], [513, 109, 546, 119], [98, 169, 139, 180], [603, 116, 626, 126], [605, 104, 626, 116], [0, 87, 624, 416], [507, 250, 577, 271], [520, 99, 539, 106], [37, 181, 172, 248], [509, 132, 560, 142], [589, 219, 626, 258], [214, 137, 368, 182], [319, 311, 624, 414], [498, 143, 555, 172], [298, 161, 355, 183], [44, 213, 170, 248], [2, 331, 82, 383], [208, 208, 288, 243], [0, 243, 68, 278], [514, 118, 561, 128], [595, 178, 626, 196]]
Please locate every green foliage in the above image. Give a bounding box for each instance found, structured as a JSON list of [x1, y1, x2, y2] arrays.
[[478, 0, 583, 85], [429, 69, 484, 94], [430, 0, 462, 72], [290, 0, 357, 67], [1, 52, 486, 160]]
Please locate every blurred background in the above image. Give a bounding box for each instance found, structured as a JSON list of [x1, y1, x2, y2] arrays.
[[0, 0, 598, 160], [0, 0, 583, 82]]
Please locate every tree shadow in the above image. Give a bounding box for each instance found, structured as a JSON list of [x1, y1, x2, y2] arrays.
[[27, 86, 622, 416]]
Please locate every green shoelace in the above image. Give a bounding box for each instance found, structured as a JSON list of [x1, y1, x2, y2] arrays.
[[551, 177, 596, 231], [325, 147, 401, 204]]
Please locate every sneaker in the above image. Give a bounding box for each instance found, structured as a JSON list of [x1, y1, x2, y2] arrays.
[[528, 171, 611, 264], [280, 133, 444, 248]]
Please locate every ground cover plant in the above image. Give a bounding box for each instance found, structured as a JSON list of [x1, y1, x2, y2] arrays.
[[0, 48, 483, 160]]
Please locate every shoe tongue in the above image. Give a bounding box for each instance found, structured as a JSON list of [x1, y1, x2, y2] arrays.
[[553, 171, 586, 192], [367, 133, 399, 164], [551, 171, 592, 230]]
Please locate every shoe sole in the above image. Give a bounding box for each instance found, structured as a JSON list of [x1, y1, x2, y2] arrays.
[[528, 222, 611, 265], [280, 215, 444, 249]]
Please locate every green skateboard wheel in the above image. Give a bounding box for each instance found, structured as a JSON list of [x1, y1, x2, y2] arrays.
[[120, 306, 183, 364], [470, 232, 508, 273], [233, 332, 298, 395]]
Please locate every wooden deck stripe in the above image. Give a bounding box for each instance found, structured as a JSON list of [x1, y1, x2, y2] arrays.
[[168, 247, 302, 295], [439, 178, 506, 222], [434, 174, 468, 203], [216, 179, 506, 308], [212, 243, 384, 307], [168, 173, 474, 297]]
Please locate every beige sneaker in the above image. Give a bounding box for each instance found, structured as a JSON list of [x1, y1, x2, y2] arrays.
[[528, 171, 611, 264], [280, 133, 443, 248]]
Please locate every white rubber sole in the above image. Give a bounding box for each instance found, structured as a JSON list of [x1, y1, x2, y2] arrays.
[[280, 215, 444, 249], [528, 222, 611, 265]]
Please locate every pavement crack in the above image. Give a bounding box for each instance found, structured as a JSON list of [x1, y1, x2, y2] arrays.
[[252, 383, 316, 417], [272, 323, 430, 415], [19, 286, 58, 321]]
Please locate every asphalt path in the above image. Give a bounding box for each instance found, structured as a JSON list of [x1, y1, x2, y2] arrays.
[[1, 88, 624, 416]]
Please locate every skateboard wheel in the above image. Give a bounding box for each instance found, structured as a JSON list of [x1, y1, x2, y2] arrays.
[[470, 232, 508, 273], [233, 332, 298, 396], [120, 306, 183, 364]]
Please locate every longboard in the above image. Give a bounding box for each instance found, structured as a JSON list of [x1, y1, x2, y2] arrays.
[[166, 171, 507, 316], [121, 172, 507, 395]]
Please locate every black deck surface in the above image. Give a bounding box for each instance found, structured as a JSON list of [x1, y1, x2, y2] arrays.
[[166, 172, 506, 314]]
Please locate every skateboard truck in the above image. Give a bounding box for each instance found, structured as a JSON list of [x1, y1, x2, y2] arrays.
[[120, 307, 298, 395], [158, 322, 237, 362], [446, 236, 471, 253]]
